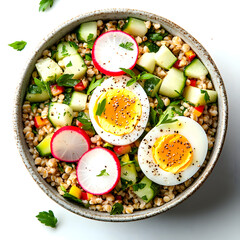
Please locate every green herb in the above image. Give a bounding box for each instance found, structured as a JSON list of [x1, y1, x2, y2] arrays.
[[129, 147, 138, 155], [103, 142, 113, 148], [155, 93, 164, 110], [61, 45, 69, 57], [121, 178, 133, 190], [144, 41, 159, 53], [63, 92, 71, 105], [39, 0, 54, 12], [120, 68, 155, 86], [169, 100, 181, 106], [142, 195, 148, 201], [57, 162, 64, 173], [34, 78, 46, 90], [201, 89, 210, 102], [36, 210, 57, 228], [119, 42, 134, 51], [65, 163, 74, 167], [66, 61, 72, 67], [68, 41, 78, 49], [133, 183, 146, 191], [110, 203, 123, 215], [44, 82, 53, 99], [56, 74, 79, 87], [28, 85, 42, 94], [60, 185, 89, 208], [31, 103, 39, 112], [85, 53, 92, 61], [87, 76, 105, 95], [76, 112, 95, 131], [120, 161, 135, 167], [172, 107, 183, 116], [157, 113, 178, 126], [32, 127, 38, 135], [87, 33, 95, 49], [148, 33, 164, 41], [51, 49, 57, 59], [8, 41, 27, 51], [96, 98, 106, 116], [96, 169, 109, 177], [150, 107, 158, 126]]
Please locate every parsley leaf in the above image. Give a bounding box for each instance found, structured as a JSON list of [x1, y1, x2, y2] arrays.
[[56, 74, 80, 87], [120, 161, 135, 167], [148, 33, 164, 41], [87, 76, 105, 95], [36, 210, 57, 228], [121, 178, 133, 190], [85, 53, 92, 61], [110, 203, 123, 215], [96, 98, 106, 116], [68, 41, 78, 50], [87, 33, 95, 49], [57, 162, 64, 173], [96, 169, 109, 177], [66, 61, 72, 67], [144, 41, 159, 53], [8, 41, 27, 51], [39, 0, 54, 12], [119, 68, 136, 78], [150, 107, 158, 126], [61, 45, 69, 57], [133, 183, 146, 191], [77, 112, 95, 131], [142, 195, 148, 201], [201, 89, 210, 102], [119, 42, 134, 51], [157, 113, 178, 126]]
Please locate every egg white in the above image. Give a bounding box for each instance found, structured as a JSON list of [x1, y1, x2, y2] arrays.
[[138, 116, 208, 186], [89, 75, 150, 146]]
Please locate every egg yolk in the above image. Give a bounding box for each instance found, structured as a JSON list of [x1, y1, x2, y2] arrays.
[[94, 88, 142, 136], [152, 134, 193, 174]]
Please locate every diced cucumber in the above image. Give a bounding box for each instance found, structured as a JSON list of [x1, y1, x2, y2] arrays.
[[58, 54, 87, 79], [69, 91, 87, 112], [159, 105, 182, 123], [120, 154, 138, 188], [25, 89, 50, 102], [184, 58, 208, 78], [77, 21, 97, 42], [136, 52, 156, 73], [154, 45, 177, 70], [56, 42, 78, 61], [133, 176, 160, 203], [159, 67, 186, 98], [123, 17, 148, 37], [183, 86, 217, 106], [144, 76, 162, 97], [35, 57, 63, 83], [36, 133, 53, 157], [48, 102, 73, 127]]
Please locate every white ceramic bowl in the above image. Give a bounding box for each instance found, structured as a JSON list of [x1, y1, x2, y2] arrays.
[[13, 9, 228, 222]]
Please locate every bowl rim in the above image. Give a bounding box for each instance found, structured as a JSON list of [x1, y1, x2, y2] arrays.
[[13, 8, 228, 222]]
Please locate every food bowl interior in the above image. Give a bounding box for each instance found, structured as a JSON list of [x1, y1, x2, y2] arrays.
[[13, 9, 228, 222]]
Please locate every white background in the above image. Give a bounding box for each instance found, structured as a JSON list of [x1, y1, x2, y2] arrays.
[[1, 1, 239, 239]]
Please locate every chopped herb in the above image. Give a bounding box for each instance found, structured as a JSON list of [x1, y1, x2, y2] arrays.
[[36, 210, 57, 228], [76, 112, 95, 131], [144, 41, 159, 53], [28, 85, 42, 94], [129, 147, 138, 155], [150, 107, 158, 126], [56, 74, 80, 87], [119, 42, 134, 51], [119, 68, 136, 78], [123, 172, 128, 176], [142, 195, 148, 201], [157, 113, 178, 126], [8, 41, 27, 51], [155, 93, 165, 110], [66, 61, 72, 67], [133, 183, 146, 191], [51, 49, 57, 59], [65, 163, 74, 167], [172, 107, 183, 116], [32, 127, 38, 135], [57, 163, 64, 173], [148, 33, 164, 41], [60, 185, 89, 208], [103, 142, 113, 148], [63, 92, 71, 105], [169, 100, 181, 106], [39, 0, 54, 12], [201, 89, 210, 102], [87, 76, 105, 95], [96, 169, 109, 177], [44, 82, 52, 99], [87, 33, 95, 49], [61, 45, 69, 57], [120, 161, 135, 167], [34, 78, 46, 90], [96, 98, 106, 116], [31, 103, 39, 112], [121, 178, 133, 190], [68, 41, 78, 49], [85, 53, 92, 61], [110, 203, 123, 215]]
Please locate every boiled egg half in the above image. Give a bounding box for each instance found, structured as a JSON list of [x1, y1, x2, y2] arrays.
[[138, 116, 208, 186], [89, 75, 150, 146]]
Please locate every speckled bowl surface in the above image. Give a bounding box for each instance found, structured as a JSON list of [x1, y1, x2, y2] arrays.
[[13, 8, 228, 222]]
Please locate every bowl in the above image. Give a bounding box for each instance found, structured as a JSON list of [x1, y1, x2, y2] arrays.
[[13, 8, 228, 222]]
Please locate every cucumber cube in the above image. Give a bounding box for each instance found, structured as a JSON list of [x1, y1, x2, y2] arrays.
[[56, 42, 78, 61], [184, 58, 208, 78], [155, 45, 177, 70], [136, 52, 156, 73], [58, 54, 87, 79], [77, 21, 97, 42], [25, 89, 50, 103], [35, 57, 63, 83], [36, 133, 53, 157], [159, 68, 186, 98], [69, 91, 87, 112], [123, 17, 148, 37], [183, 86, 217, 106]]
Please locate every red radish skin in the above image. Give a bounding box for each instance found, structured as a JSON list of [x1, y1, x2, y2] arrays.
[[92, 30, 139, 76], [50, 126, 91, 162], [76, 147, 121, 195]]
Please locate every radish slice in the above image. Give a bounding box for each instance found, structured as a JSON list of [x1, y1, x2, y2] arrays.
[[50, 126, 90, 162], [76, 147, 121, 195], [92, 30, 139, 76]]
